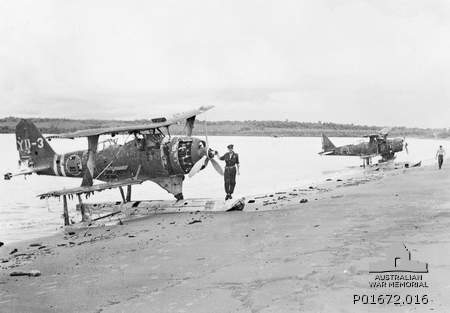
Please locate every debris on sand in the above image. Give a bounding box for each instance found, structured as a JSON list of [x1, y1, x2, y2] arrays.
[[0, 241, 3, 247], [300, 199, 308, 203], [29, 243, 42, 247], [9, 248, 18, 255], [188, 219, 202, 225], [10, 270, 41, 277], [227, 199, 245, 211]]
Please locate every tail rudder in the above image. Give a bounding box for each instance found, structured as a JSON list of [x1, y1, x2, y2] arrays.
[[321, 133, 336, 152], [15, 119, 55, 167]]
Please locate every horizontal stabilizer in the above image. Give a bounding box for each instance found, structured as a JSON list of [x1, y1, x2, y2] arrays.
[[4, 165, 51, 180], [318, 150, 335, 156]]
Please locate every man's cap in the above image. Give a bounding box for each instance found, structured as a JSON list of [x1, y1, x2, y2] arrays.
[[227, 144, 234, 149]]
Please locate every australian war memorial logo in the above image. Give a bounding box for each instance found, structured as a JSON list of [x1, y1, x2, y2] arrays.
[[353, 243, 430, 306], [368, 242, 429, 288]]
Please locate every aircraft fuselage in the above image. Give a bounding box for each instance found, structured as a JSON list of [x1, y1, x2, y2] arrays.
[[38, 136, 207, 182]]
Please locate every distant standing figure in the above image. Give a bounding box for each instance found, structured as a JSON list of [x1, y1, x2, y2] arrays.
[[436, 145, 446, 169], [216, 144, 240, 200]]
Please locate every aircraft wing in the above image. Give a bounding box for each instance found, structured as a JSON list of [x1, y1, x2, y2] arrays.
[[47, 105, 213, 139], [363, 127, 392, 138], [378, 127, 392, 136], [37, 178, 145, 199], [358, 154, 378, 159]]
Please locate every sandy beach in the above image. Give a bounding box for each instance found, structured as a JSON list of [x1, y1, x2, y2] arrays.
[[1, 162, 449, 313]]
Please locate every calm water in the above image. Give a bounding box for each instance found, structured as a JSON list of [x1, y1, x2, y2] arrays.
[[0, 134, 446, 243]]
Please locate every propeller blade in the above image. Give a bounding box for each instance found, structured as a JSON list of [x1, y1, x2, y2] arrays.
[[204, 121, 210, 151], [185, 116, 195, 137], [210, 158, 224, 176], [188, 120, 224, 178], [188, 155, 207, 178]]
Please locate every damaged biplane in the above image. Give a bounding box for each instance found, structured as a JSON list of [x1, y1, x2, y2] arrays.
[[4, 106, 224, 223]]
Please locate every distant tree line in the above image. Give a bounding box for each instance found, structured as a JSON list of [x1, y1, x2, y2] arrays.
[[0, 116, 448, 138]]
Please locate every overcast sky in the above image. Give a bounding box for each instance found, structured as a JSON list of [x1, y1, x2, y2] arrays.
[[0, 0, 449, 127]]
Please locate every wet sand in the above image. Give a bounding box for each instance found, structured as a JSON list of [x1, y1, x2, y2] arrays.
[[1, 163, 449, 313]]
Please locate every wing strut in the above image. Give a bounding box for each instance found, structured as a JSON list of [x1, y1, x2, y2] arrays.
[[126, 185, 132, 202], [81, 135, 99, 187]]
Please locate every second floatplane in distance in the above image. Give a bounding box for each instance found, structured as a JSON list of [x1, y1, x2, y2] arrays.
[[319, 128, 407, 167]]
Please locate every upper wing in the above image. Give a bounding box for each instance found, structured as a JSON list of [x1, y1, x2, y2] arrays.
[[37, 178, 145, 199], [363, 127, 392, 138], [378, 127, 391, 136], [47, 105, 213, 139]]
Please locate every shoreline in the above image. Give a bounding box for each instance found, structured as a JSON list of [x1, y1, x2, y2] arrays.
[[2, 159, 390, 247], [1, 160, 449, 312]]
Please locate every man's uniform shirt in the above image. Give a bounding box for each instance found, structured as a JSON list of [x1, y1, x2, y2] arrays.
[[220, 152, 239, 167]]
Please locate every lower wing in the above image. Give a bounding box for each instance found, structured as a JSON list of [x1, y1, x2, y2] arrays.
[[359, 154, 378, 159], [38, 178, 145, 199]]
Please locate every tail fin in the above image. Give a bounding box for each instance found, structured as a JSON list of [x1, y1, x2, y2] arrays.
[[321, 133, 336, 152], [15, 119, 55, 167]]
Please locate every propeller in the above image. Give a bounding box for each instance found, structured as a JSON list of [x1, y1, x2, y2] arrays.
[[188, 122, 224, 178], [188, 155, 207, 178]]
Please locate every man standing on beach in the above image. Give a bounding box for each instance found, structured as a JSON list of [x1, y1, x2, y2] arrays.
[[216, 144, 240, 200], [436, 145, 446, 169]]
